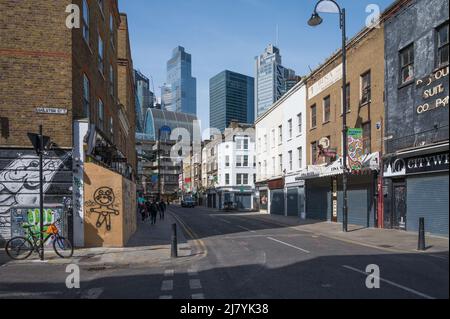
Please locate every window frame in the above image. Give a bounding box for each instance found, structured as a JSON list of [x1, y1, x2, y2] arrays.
[[436, 22, 449, 68], [98, 98, 104, 130], [360, 70, 371, 105], [310, 104, 317, 129], [323, 95, 331, 123], [399, 44, 415, 86], [98, 32, 104, 76], [83, 74, 90, 118], [82, 0, 90, 45]]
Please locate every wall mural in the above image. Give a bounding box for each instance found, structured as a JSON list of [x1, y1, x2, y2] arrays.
[[85, 187, 119, 231], [347, 128, 364, 171], [0, 149, 72, 240]]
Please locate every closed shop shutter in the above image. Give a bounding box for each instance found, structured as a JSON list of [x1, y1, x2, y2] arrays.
[[287, 188, 299, 217], [407, 173, 449, 237], [270, 189, 285, 215], [306, 179, 330, 221], [236, 194, 252, 210]]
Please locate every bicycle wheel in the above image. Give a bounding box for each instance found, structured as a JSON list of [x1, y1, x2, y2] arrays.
[[53, 236, 73, 258], [5, 237, 34, 260]]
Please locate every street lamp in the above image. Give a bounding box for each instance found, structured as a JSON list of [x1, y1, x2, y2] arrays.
[[308, 0, 349, 232]]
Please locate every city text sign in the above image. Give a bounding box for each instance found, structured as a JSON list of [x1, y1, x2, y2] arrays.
[[416, 66, 449, 115]]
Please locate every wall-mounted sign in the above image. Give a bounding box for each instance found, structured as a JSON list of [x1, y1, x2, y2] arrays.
[[384, 152, 449, 177], [36, 107, 68, 115], [308, 64, 342, 99], [347, 128, 364, 171], [416, 66, 449, 115]]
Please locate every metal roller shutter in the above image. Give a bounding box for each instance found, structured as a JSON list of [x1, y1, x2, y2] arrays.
[[306, 180, 330, 221], [270, 189, 285, 215], [407, 173, 449, 237], [287, 188, 299, 217]]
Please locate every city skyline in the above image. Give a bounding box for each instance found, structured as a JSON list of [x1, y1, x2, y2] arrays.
[[119, 0, 394, 132]]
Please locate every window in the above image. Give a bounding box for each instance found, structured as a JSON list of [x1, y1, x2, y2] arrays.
[[243, 155, 249, 167], [253, 174, 256, 184], [236, 156, 242, 167], [297, 113, 302, 134], [236, 174, 242, 185], [272, 157, 275, 176], [311, 104, 317, 128], [278, 125, 282, 144], [243, 138, 249, 150], [225, 155, 230, 167], [83, 74, 90, 118], [288, 119, 292, 139], [342, 83, 351, 113], [82, 0, 90, 44], [362, 122, 371, 154], [110, 14, 115, 49], [323, 95, 331, 123], [236, 139, 243, 150], [272, 129, 275, 146], [298, 147, 303, 169], [109, 64, 114, 96], [361, 71, 371, 105], [225, 174, 230, 185], [279, 154, 283, 174], [400, 45, 414, 85], [437, 23, 449, 67], [98, 33, 104, 75], [288, 151, 293, 171], [98, 98, 104, 130], [110, 117, 114, 141], [243, 174, 249, 185], [311, 141, 318, 165]]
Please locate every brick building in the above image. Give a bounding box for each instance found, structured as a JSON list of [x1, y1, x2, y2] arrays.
[[0, 1, 137, 247]]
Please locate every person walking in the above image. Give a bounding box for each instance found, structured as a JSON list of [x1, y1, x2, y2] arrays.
[[150, 201, 158, 225], [159, 200, 166, 220]]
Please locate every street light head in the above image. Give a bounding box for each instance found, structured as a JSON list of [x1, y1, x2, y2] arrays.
[[308, 12, 323, 27]]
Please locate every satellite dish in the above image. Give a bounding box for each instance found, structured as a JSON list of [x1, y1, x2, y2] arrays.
[[319, 137, 330, 149]]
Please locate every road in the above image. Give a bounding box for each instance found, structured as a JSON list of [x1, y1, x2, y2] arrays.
[[0, 205, 448, 299]]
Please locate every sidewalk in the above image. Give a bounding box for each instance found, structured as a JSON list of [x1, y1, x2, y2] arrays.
[[1, 210, 196, 268], [252, 213, 449, 256]]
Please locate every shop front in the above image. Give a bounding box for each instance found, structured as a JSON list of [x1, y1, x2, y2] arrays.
[[383, 144, 449, 237], [268, 178, 285, 216], [255, 182, 269, 213], [284, 175, 306, 219]]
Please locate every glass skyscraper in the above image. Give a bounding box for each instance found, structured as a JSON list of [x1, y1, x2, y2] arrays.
[[134, 70, 154, 133], [255, 45, 299, 118], [210, 70, 255, 132], [162, 46, 197, 115]]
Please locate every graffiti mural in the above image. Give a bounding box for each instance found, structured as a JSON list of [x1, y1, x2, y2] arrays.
[[85, 187, 119, 231], [0, 149, 72, 241], [347, 128, 364, 171]]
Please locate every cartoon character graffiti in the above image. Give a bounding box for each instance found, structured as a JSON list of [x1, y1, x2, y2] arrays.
[[0, 154, 70, 238], [87, 187, 119, 231]]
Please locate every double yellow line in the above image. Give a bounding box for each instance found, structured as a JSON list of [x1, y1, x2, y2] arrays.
[[169, 209, 208, 259]]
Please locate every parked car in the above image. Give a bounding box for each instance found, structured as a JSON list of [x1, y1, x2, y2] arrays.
[[181, 197, 196, 208]]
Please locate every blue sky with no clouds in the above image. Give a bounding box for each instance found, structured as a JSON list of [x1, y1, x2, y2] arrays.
[[119, 0, 394, 131]]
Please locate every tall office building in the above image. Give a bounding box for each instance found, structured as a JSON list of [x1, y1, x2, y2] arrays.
[[210, 71, 255, 132], [134, 70, 154, 132], [162, 46, 197, 115], [255, 44, 299, 118]]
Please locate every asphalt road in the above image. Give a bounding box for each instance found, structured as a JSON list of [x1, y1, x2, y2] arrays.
[[0, 205, 448, 299]]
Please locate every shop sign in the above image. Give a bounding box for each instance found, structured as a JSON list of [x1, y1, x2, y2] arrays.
[[384, 152, 449, 177], [308, 64, 342, 99], [347, 128, 364, 171], [416, 66, 449, 115]]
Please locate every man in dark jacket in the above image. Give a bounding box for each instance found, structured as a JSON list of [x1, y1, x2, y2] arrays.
[[159, 201, 166, 220]]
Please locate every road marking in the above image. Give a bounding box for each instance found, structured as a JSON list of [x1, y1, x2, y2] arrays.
[[267, 237, 310, 254], [0, 291, 62, 298], [159, 295, 173, 299], [164, 269, 174, 277], [189, 279, 202, 290], [238, 225, 256, 233], [81, 288, 104, 299], [217, 218, 232, 224], [192, 293, 205, 299], [342, 265, 436, 300], [161, 280, 174, 292]]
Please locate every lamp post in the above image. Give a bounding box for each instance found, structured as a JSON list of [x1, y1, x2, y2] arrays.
[[308, 0, 348, 232]]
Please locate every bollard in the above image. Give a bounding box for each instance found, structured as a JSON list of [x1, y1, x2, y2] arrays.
[[171, 223, 178, 258], [418, 218, 426, 251]]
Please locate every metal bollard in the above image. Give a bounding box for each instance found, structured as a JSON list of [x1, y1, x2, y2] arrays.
[[418, 218, 426, 251], [171, 223, 178, 258]]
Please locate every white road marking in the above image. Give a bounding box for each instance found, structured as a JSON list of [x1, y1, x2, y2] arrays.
[[189, 279, 202, 290], [238, 225, 256, 233], [161, 280, 174, 292], [267, 237, 310, 254], [159, 295, 173, 299], [192, 293, 205, 299], [218, 218, 232, 224], [0, 291, 62, 298], [164, 269, 174, 277], [81, 288, 104, 299], [342, 265, 436, 300]]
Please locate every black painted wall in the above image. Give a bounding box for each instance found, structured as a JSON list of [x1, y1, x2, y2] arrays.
[[385, 0, 449, 153]]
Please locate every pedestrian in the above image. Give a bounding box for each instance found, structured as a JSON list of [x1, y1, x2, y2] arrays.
[[150, 201, 158, 225], [159, 200, 166, 220], [145, 199, 153, 223]]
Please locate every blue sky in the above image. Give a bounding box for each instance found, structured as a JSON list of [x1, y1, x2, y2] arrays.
[[119, 0, 394, 131]]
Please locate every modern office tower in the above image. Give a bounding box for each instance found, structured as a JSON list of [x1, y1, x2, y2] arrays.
[[255, 44, 299, 118], [163, 46, 197, 115], [210, 70, 255, 132], [134, 70, 154, 132]]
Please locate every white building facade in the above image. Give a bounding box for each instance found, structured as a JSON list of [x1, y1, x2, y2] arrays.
[[255, 81, 307, 217]]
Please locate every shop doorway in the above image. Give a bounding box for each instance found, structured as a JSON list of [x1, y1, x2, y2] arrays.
[[392, 182, 407, 230]]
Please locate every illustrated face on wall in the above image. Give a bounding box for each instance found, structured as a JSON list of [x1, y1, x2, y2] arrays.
[[94, 187, 115, 206]]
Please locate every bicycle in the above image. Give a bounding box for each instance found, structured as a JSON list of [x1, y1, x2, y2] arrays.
[[5, 219, 73, 260]]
